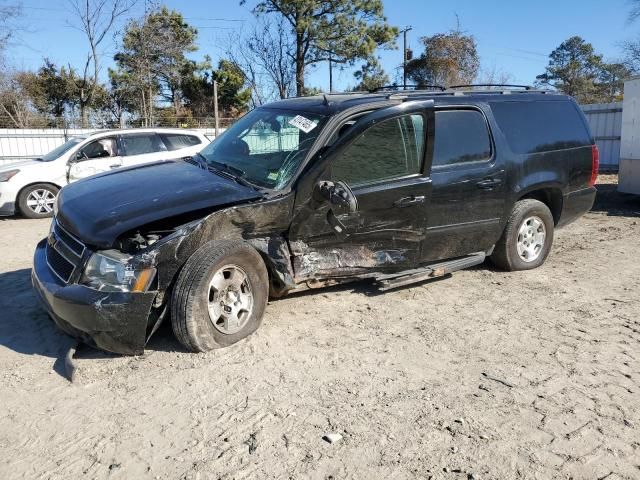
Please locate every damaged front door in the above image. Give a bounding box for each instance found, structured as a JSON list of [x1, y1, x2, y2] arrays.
[[289, 102, 433, 281], [67, 137, 122, 182]]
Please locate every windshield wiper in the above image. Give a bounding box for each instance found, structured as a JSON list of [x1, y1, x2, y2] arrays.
[[200, 156, 260, 191]]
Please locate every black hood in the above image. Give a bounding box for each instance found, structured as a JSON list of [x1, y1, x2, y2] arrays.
[[56, 160, 262, 248]]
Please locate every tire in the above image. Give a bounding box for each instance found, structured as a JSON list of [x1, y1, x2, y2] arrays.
[[17, 183, 59, 219], [490, 199, 554, 271], [171, 241, 269, 352]]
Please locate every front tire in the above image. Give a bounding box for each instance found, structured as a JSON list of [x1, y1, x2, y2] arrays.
[[17, 184, 59, 219], [490, 199, 554, 271], [171, 241, 269, 352]]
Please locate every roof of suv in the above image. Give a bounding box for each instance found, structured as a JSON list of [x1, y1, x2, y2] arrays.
[[263, 88, 569, 115], [86, 128, 208, 138]]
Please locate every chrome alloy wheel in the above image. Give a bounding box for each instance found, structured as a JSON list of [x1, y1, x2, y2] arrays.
[[26, 189, 56, 214], [516, 216, 546, 262], [207, 265, 254, 335]]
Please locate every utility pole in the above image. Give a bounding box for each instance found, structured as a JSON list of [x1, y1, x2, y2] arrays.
[[213, 80, 220, 138], [401, 26, 413, 89], [329, 55, 333, 92]]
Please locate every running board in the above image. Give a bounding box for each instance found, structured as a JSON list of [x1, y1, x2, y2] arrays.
[[375, 253, 486, 291]]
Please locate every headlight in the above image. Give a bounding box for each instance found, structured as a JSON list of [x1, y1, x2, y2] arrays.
[[81, 250, 156, 292], [0, 169, 19, 182]]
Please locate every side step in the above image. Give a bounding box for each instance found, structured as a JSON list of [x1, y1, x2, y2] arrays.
[[375, 253, 486, 291]]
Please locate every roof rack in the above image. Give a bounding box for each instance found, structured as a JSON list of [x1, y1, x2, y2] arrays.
[[370, 84, 446, 93], [448, 84, 534, 91]]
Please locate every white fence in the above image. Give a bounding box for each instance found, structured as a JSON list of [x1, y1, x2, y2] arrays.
[[0, 104, 624, 170], [0, 128, 220, 166], [582, 102, 622, 172]]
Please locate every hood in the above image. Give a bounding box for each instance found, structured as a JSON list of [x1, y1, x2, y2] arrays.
[[56, 160, 262, 248], [0, 159, 42, 171]]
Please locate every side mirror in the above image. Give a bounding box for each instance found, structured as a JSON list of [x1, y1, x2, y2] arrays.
[[313, 180, 358, 235], [313, 180, 357, 213], [69, 151, 84, 164]]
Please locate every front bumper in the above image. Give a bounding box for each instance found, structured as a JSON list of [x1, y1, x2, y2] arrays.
[[32, 239, 157, 355], [0, 182, 18, 215]]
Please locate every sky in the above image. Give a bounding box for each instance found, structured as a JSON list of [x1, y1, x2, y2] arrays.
[[5, 0, 639, 92]]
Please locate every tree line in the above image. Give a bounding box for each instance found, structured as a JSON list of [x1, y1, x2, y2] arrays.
[[0, 0, 639, 129]]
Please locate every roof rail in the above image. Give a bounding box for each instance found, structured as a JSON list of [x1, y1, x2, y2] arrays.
[[448, 84, 534, 91], [370, 84, 446, 93]]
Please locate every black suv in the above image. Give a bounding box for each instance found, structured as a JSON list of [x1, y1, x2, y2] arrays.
[[32, 87, 599, 354]]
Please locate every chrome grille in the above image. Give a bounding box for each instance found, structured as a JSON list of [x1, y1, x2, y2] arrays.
[[46, 219, 86, 283]]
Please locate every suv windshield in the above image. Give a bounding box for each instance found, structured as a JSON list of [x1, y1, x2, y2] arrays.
[[39, 137, 86, 161], [199, 108, 326, 189]]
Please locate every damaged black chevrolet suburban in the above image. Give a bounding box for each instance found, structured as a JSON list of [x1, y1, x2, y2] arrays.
[[32, 86, 599, 354]]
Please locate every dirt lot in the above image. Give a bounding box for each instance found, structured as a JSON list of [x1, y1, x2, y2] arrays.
[[0, 175, 639, 480]]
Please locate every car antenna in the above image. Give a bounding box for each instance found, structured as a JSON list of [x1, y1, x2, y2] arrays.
[[323, 94, 330, 106]]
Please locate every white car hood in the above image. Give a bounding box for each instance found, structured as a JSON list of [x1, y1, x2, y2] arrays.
[[0, 159, 43, 171]]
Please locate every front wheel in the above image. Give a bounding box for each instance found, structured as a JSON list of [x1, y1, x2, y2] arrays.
[[171, 241, 269, 352], [490, 199, 554, 271], [17, 184, 59, 219]]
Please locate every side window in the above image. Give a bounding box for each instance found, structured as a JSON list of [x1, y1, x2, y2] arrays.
[[121, 134, 165, 156], [159, 134, 202, 151], [432, 110, 492, 167], [78, 137, 117, 160], [331, 114, 425, 187], [489, 100, 592, 154]]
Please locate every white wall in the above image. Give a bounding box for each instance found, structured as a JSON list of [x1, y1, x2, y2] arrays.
[[619, 78, 640, 194]]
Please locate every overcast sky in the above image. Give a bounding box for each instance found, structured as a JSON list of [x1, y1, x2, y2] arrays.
[[7, 0, 638, 91]]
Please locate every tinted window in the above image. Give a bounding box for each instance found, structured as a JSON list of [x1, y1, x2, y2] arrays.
[[121, 134, 165, 156], [490, 100, 592, 154], [78, 138, 118, 160], [332, 114, 424, 186], [159, 133, 202, 151], [433, 110, 491, 167]]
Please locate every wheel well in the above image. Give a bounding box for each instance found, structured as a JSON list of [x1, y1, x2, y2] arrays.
[[520, 188, 563, 225], [17, 182, 62, 201]]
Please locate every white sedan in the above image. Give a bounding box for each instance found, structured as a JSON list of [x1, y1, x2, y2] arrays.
[[0, 128, 210, 218]]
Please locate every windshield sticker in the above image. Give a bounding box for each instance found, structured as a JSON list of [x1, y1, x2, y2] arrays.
[[288, 115, 318, 133], [267, 171, 279, 181]]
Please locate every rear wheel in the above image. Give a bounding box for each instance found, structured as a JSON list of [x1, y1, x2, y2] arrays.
[[17, 184, 59, 219], [490, 199, 554, 271], [171, 241, 269, 352]]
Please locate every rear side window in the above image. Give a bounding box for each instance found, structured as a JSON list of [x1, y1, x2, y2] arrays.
[[159, 134, 202, 151], [121, 133, 165, 156], [490, 100, 592, 154], [433, 110, 492, 167], [331, 114, 425, 186]]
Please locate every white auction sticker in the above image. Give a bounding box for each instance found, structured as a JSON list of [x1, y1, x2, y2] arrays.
[[288, 115, 318, 133]]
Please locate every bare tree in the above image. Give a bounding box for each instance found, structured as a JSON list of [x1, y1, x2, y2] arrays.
[[0, 1, 22, 65], [630, 0, 640, 23], [67, 0, 136, 127], [226, 16, 296, 106], [476, 64, 514, 88]]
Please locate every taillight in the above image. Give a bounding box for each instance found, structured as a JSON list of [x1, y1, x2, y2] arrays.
[[589, 144, 599, 187]]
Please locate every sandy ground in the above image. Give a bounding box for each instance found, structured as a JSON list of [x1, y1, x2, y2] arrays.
[[0, 175, 639, 480]]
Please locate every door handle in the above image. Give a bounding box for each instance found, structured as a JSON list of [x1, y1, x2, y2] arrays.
[[393, 195, 425, 208], [110, 164, 121, 169], [477, 178, 503, 190]]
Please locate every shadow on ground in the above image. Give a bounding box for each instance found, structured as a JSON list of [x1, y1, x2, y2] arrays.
[[0, 268, 77, 376], [592, 182, 640, 217]]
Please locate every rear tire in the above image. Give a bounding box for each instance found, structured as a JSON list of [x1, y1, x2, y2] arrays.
[[17, 183, 59, 219], [171, 241, 269, 352], [490, 199, 554, 271]]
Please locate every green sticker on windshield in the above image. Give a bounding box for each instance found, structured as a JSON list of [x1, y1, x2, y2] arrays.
[[267, 171, 279, 181]]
